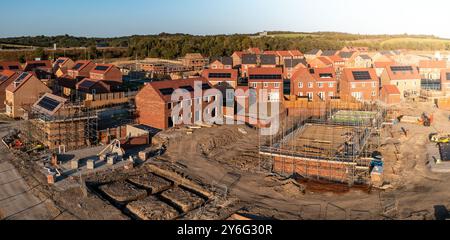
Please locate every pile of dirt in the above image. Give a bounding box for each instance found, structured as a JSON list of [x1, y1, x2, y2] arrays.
[[126, 196, 179, 220], [198, 128, 245, 156]]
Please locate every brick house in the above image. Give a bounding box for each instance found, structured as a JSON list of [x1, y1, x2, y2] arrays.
[[354, 54, 373, 68], [5, 72, 51, 118], [374, 61, 395, 77], [0, 61, 22, 72], [201, 68, 238, 92], [340, 68, 379, 102], [231, 51, 244, 67], [321, 50, 339, 57], [241, 54, 258, 77], [68, 60, 96, 80], [418, 60, 447, 80], [309, 57, 333, 68], [209, 56, 233, 69], [181, 53, 208, 71], [89, 64, 123, 85], [0, 70, 20, 111], [76, 78, 112, 94], [338, 51, 358, 67], [380, 84, 401, 105], [53, 57, 75, 77], [260, 55, 278, 68], [380, 65, 421, 98], [135, 78, 217, 130], [289, 50, 304, 59], [248, 67, 283, 102], [23, 60, 52, 72], [290, 67, 338, 101], [304, 49, 322, 60], [263, 51, 280, 65], [284, 58, 307, 78], [440, 69, 450, 93]]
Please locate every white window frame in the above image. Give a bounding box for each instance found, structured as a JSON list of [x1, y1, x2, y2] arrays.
[[298, 82, 303, 88]]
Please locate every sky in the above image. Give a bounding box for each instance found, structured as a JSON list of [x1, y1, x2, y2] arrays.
[[1, 0, 450, 38]]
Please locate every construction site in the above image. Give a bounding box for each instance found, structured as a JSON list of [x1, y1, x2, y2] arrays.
[[260, 96, 384, 185]]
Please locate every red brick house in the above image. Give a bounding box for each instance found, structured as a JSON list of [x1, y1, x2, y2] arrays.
[[248, 67, 283, 102], [309, 57, 333, 68], [135, 78, 217, 130], [201, 68, 238, 89], [0, 61, 22, 72], [380, 84, 401, 105], [263, 51, 280, 65], [340, 68, 379, 102], [241, 54, 258, 77], [68, 60, 96, 79], [0, 70, 20, 110], [418, 60, 447, 80], [441, 69, 450, 93], [89, 64, 123, 84], [289, 50, 304, 59], [380, 65, 421, 98], [283, 59, 307, 78], [76, 78, 112, 94], [23, 60, 52, 72], [209, 57, 233, 69], [231, 51, 244, 67], [290, 67, 337, 101]]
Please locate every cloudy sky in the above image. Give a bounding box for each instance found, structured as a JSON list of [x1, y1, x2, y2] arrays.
[[1, 0, 449, 38]]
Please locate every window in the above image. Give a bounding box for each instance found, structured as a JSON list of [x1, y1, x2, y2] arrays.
[[251, 83, 257, 88], [308, 82, 313, 88], [307, 92, 313, 100], [317, 82, 323, 88], [298, 82, 303, 88], [328, 82, 334, 88], [298, 92, 303, 97], [263, 82, 268, 88], [372, 91, 376, 97], [167, 102, 172, 110], [372, 82, 376, 88], [351, 83, 356, 89], [319, 92, 325, 100], [351, 92, 362, 100], [274, 82, 280, 88]]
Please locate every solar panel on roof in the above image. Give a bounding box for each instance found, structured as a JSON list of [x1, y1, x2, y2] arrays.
[[94, 65, 109, 71], [15, 72, 29, 82], [159, 88, 175, 95], [0, 75, 8, 82], [249, 74, 282, 80], [179, 85, 194, 92], [390, 66, 413, 72], [72, 63, 84, 70], [208, 73, 232, 78], [352, 71, 371, 80], [55, 59, 65, 65], [78, 80, 96, 89], [37, 96, 61, 112], [201, 83, 212, 90]]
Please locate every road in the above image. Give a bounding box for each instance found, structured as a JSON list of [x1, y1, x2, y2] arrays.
[[0, 121, 54, 220]]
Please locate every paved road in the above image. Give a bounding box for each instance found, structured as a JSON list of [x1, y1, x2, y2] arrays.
[[0, 121, 53, 220]]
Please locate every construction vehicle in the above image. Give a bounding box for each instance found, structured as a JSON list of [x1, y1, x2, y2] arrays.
[[429, 133, 450, 143], [419, 112, 433, 127]]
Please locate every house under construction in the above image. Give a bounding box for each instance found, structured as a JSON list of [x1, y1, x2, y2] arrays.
[[24, 91, 137, 152], [260, 97, 384, 185], [25, 93, 98, 152]]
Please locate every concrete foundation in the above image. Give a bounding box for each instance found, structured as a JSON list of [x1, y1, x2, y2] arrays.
[[71, 159, 79, 170], [87, 159, 95, 170]]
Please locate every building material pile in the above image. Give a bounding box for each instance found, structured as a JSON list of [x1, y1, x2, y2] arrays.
[[99, 181, 147, 203], [128, 173, 172, 194], [161, 187, 205, 213]]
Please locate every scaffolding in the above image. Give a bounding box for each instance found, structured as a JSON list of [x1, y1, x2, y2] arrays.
[[260, 97, 385, 185], [25, 100, 99, 153]]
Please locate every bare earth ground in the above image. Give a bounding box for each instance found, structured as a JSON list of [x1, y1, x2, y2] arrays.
[[0, 101, 449, 220]]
